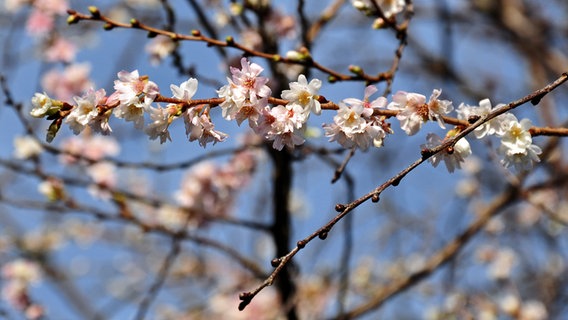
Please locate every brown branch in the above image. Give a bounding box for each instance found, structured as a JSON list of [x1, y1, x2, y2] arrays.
[[65, 8, 393, 83]]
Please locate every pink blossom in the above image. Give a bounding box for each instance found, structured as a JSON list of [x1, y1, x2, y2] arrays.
[[41, 63, 93, 102], [26, 9, 54, 35], [218, 58, 271, 126], [44, 37, 77, 63], [256, 104, 307, 150], [34, 0, 69, 15], [184, 107, 228, 147], [229, 57, 271, 98], [343, 85, 387, 118], [112, 70, 159, 128]]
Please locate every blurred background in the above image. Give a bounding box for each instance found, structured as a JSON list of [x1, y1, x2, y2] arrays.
[[1, 0, 568, 319]]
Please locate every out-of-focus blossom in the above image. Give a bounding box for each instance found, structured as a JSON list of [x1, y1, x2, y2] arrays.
[[41, 63, 93, 102], [59, 135, 120, 165], [519, 300, 548, 320], [239, 29, 263, 51], [86, 161, 117, 199], [351, 0, 405, 18], [156, 205, 188, 231], [145, 35, 176, 66], [499, 293, 521, 316], [175, 150, 256, 223], [266, 10, 296, 38], [3, 0, 28, 12], [2, 259, 41, 284], [13, 136, 43, 159], [26, 10, 54, 35], [22, 228, 64, 253], [34, 0, 68, 15], [44, 37, 77, 63], [488, 247, 517, 280], [1, 259, 45, 319], [38, 177, 65, 201]]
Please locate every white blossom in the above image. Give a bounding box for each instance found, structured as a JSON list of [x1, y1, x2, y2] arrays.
[[422, 133, 471, 173], [281, 74, 322, 115], [13, 136, 43, 159]]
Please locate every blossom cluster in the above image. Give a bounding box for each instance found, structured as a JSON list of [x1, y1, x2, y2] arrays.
[[1, 259, 44, 319], [218, 58, 322, 150], [30, 57, 543, 174], [323, 85, 392, 151], [457, 99, 542, 172]]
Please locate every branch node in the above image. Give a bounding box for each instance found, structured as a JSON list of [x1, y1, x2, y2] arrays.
[[372, 193, 380, 203], [238, 292, 253, 311], [270, 258, 281, 267], [335, 203, 346, 212]]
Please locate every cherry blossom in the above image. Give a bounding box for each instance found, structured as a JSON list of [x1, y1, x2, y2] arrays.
[[112, 70, 159, 128], [1, 259, 44, 319], [497, 116, 542, 171], [170, 78, 198, 101], [421, 133, 471, 173], [388, 89, 452, 135], [30, 92, 57, 118], [281, 74, 322, 116], [145, 104, 176, 143], [13, 136, 43, 159], [343, 85, 387, 117], [217, 58, 271, 126], [41, 63, 93, 101], [65, 88, 107, 134], [456, 98, 508, 138], [86, 161, 117, 199], [229, 57, 271, 99], [145, 35, 176, 66], [387, 91, 427, 135], [323, 92, 389, 151], [351, 0, 406, 18], [26, 10, 54, 35], [256, 104, 307, 150], [185, 107, 228, 147], [426, 89, 453, 128], [44, 37, 77, 63]]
